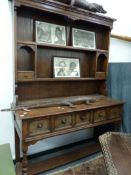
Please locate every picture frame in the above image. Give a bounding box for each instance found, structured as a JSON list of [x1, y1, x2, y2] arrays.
[[72, 28, 96, 49], [53, 56, 80, 78], [36, 21, 66, 46]]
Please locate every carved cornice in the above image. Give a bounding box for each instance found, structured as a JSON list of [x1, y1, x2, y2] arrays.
[[14, 0, 115, 29]]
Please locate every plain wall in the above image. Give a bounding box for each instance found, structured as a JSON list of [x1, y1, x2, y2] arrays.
[[89, 0, 131, 37], [0, 0, 15, 156], [109, 38, 131, 62], [0, 0, 131, 159]]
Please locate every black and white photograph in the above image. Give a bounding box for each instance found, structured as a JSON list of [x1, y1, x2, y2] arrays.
[[36, 21, 66, 46], [72, 28, 96, 49], [53, 57, 80, 78]]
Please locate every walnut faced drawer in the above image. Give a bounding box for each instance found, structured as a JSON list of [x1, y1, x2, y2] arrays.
[[75, 111, 91, 126], [28, 118, 50, 136], [54, 114, 72, 131], [94, 109, 106, 123], [17, 71, 34, 80], [108, 107, 122, 119]]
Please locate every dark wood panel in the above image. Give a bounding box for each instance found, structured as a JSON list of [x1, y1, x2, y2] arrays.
[[17, 7, 70, 43], [28, 142, 100, 174], [95, 29, 110, 50], [97, 53, 108, 72], [17, 78, 106, 82], [17, 9, 34, 41], [17, 46, 34, 71], [17, 81, 100, 100], [17, 6, 110, 50], [37, 47, 96, 78]]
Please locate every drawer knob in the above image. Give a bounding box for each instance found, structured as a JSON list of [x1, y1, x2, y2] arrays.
[[24, 75, 28, 78], [80, 116, 86, 121], [99, 113, 104, 118], [37, 123, 43, 129], [113, 111, 117, 115], [61, 118, 67, 124]]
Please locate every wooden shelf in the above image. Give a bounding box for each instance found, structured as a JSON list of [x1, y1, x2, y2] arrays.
[[17, 40, 108, 53], [17, 40, 36, 45], [17, 77, 106, 82], [28, 142, 100, 175]]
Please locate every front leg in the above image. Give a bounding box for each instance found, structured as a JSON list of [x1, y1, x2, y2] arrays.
[[15, 127, 20, 162], [22, 145, 28, 175]]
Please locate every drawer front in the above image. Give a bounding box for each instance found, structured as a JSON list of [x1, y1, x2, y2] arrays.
[[95, 72, 106, 79], [54, 115, 72, 131], [17, 71, 34, 80], [29, 118, 50, 136], [109, 107, 122, 119], [94, 109, 106, 123], [76, 112, 91, 126]]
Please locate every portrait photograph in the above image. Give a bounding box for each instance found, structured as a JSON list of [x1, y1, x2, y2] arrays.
[[53, 57, 80, 78], [72, 28, 96, 49], [36, 21, 66, 46]]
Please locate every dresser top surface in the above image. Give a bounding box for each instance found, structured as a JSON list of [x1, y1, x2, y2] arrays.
[[15, 95, 124, 119]]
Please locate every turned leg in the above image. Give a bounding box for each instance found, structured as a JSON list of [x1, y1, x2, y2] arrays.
[[22, 145, 28, 175], [15, 128, 20, 161]]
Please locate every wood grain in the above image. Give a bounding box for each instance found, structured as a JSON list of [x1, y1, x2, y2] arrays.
[[28, 142, 100, 175]]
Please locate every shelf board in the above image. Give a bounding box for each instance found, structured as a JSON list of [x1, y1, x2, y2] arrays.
[[28, 142, 100, 175], [17, 77, 106, 82], [17, 40, 36, 45], [17, 40, 108, 53]]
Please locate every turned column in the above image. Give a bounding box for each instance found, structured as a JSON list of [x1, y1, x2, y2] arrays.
[[22, 145, 28, 175]]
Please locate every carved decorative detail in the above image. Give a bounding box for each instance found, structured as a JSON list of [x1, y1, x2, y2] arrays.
[[22, 146, 28, 174]]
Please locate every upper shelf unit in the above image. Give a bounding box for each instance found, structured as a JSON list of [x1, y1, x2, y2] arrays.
[[15, 0, 115, 51], [15, 0, 115, 99], [16, 42, 108, 81]]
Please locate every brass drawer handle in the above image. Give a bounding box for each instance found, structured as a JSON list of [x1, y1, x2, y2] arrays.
[[99, 113, 104, 118], [24, 75, 28, 78], [61, 118, 67, 124], [113, 111, 117, 115], [37, 123, 43, 129], [80, 116, 86, 121]]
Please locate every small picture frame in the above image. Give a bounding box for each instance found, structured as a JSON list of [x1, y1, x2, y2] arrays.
[[36, 21, 66, 46], [72, 28, 96, 49], [53, 57, 80, 78]]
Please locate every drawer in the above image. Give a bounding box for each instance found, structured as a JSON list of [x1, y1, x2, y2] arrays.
[[108, 107, 122, 119], [95, 72, 106, 79], [17, 71, 34, 80], [94, 109, 106, 123], [76, 111, 91, 126], [28, 118, 50, 136], [54, 114, 72, 131]]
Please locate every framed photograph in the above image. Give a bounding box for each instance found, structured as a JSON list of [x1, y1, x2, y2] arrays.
[[72, 28, 96, 49], [53, 57, 80, 78], [36, 21, 66, 46]]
